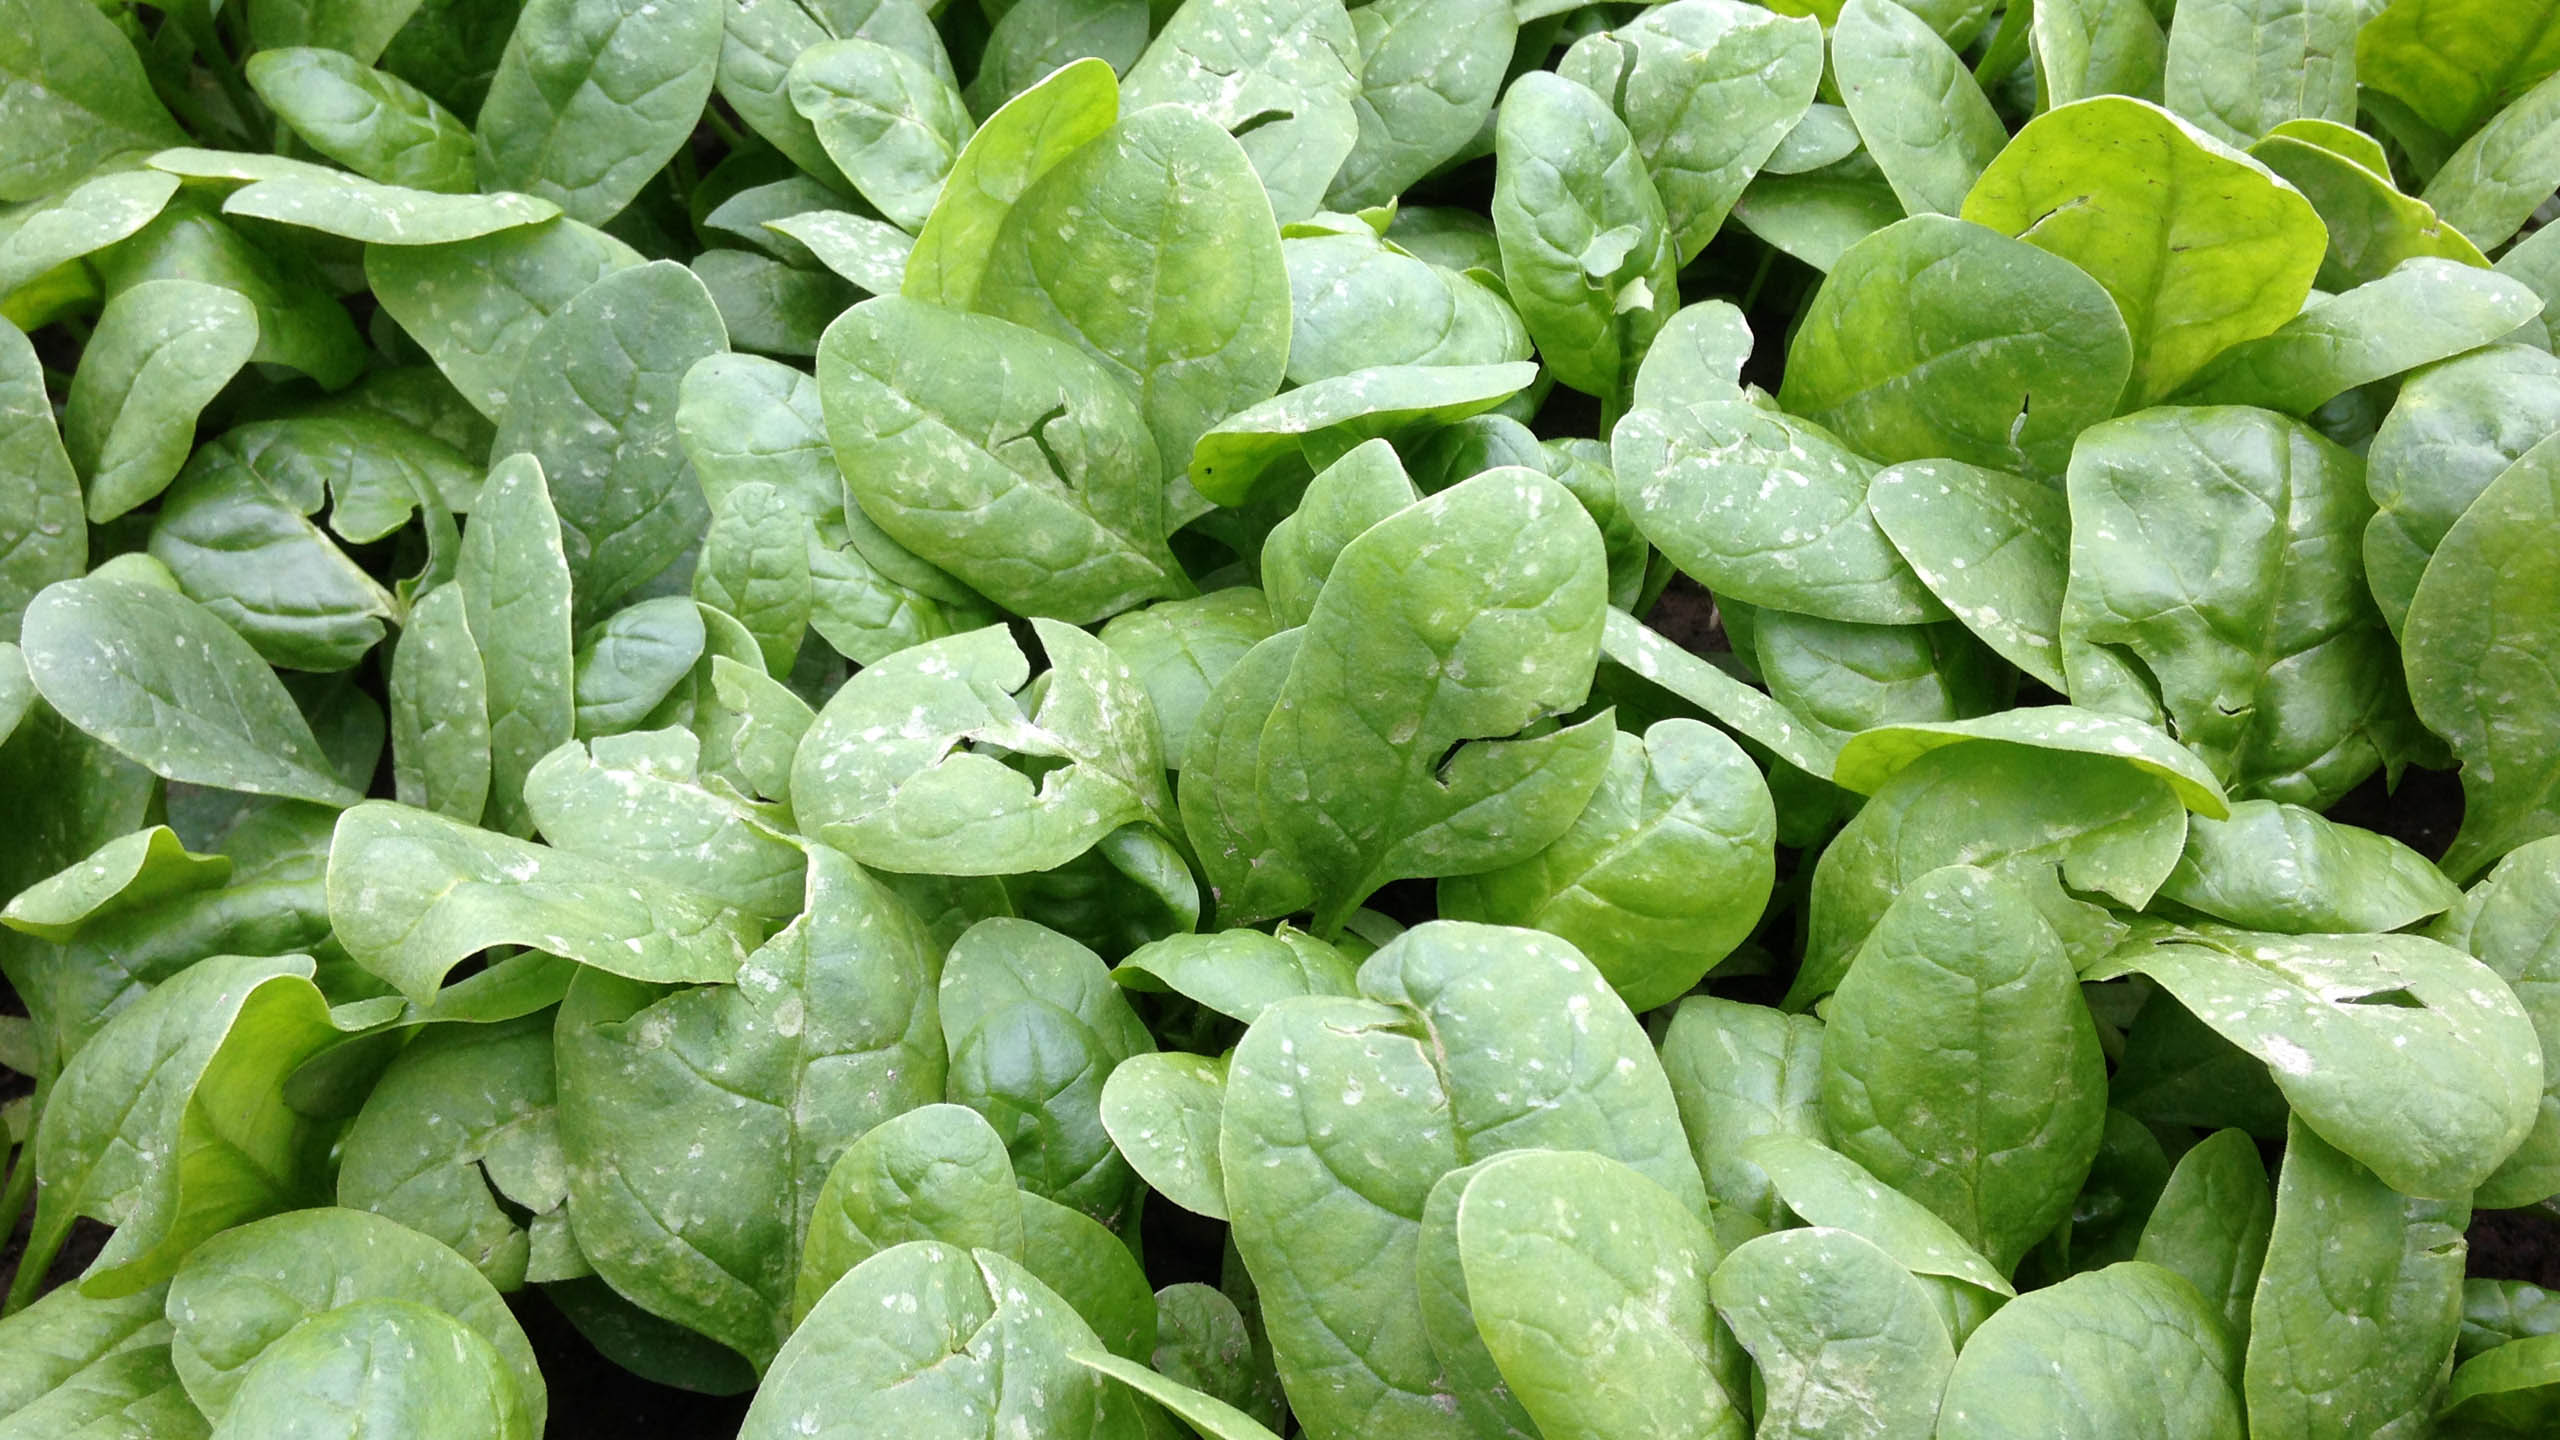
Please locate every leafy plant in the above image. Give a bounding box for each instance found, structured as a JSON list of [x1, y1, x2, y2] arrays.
[[4, 0, 2560, 1436]]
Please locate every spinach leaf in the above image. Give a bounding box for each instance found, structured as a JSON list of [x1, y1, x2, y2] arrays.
[[2404, 436, 2560, 878], [2091, 925, 2539, 1199], [1493, 71, 1678, 410], [1936, 1262, 2241, 1439], [472, 0, 723, 226], [19, 576, 363, 807], [1824, 865, 2106, 1273], [1834, 0, 2005, 218], [489, 260, 729, 619], [1256, 469, 1611, 933], [1709, 1226, 1954, 1440], [556, 846, 943, 1371], [164, 1205, 543, 1429], [325, 800, 759, 1003], [1962, 97, 2325, 406], [2243, 1118, 2468, 1437], [792, 620, 1173, 875], [2062, 405, 2423, 808], [819, 296, 1187, 622], [1781, 215, 2132, 484], [1438, 718, 1774, 1012]]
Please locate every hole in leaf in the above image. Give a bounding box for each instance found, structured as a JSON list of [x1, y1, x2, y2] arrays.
[[1230, 109, 1294, 139], [2341, 986, 2426, 1009]]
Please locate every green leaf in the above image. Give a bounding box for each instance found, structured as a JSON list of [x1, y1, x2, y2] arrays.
[[2133, 1127, 2272, 1372], [1177, 630, 1315, 927], [26, 955, 340, 1299], [1864, 460, 2069, 690], [0, 320, 83, 644], [2442, 1333, 2560, 1434], [18, 576, 361, 806], [2247, 121, 2489, 288], [819, 296, 1186, 623], [473, 0, 723, 226], [365, 217, 644, 421], [975, 103, 1292, 506], [1936, 1262, 2241, 1439], [1659, 995, 1826, 1232], [145, 149, 558, 246], [906, 58, 1119, 308], [555, 846, 943, 1370], [62, 279, 258, 523], [1616, 400, 1943, 625], [692, 483, 813, 676], [766, 209, 913, 294], [524, 730, 806, 917], [1279, 227, 1530, 387], [788, 37, 973, 232], [1147, 1283, 1286, 1431], [1782, 215, 2131, 483], [454, 454, 575, 834], [791, 621, 1172, 875], [2158, 799, 2460, 932], [1095, 589, 1276, 771], [2091, 926, 2539, 1198], [1556, 1, 1822, 261], [1439, 719, 1773, 1012], [1834, 0, 2006, 217], [0, 168, 178, 303], [1188, 361, 1539, 508], [1070, 1348, 1285, 1440], [325, 799, 758, 1003], [1454, 1149, 1745, 1440], [1259, 469, 1611, 932], [385, 584, 490, 821], [165, 1206, 540, 1430], [0, 0, 183, 204], [246, 0, 425, 65], [0, 1283, 201, 1440], [939, 917, 1154, 1224], [1799, 743, 2189, 1005], [740, 1242, 1152, 1438], [1830, 707, 2230, 817], [1744, 1134, 2017, 1339], [2355, 0, 2560, 142], [2431, 837, 2560, 1208], [1731, 160, 1907, 273], [2062, 405, 2420, 808], [2243, 1117, 2468, 1437], [335, 1014, 567, 1291], [1709, 1226, 1955, 1440], [207, 1299, 534, 1440], [2173, 260, 2543, 414], [2030, 0, 2167, 110], [1961, 96, 2325, 406], [2365, 346, 2560, 637], [1098, 1051, 1229, 1220], [246, 48, 476, 193], [1597, 608, 1841, 780], [1123, 0, 1363, 224], [0, 826, 227, 944], [1325, 0, 1518, 212], [1220, 922, 1702, 1440], [2161, 0, 2358, 147], [2406, 379, 2560, 879], [1824, 865, 2106, 1272], [795, 1103, 1025, 1323], [144, 440, 403, 675], [1492, 71, 1678, 407], [491, 260, 728, 619]]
